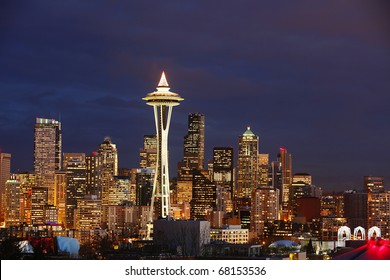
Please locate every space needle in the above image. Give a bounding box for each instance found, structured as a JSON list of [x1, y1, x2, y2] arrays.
[[142, 72, 183, 239]]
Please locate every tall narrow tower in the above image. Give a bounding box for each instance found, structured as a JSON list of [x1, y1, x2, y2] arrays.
[[143, 72, 183, 224]]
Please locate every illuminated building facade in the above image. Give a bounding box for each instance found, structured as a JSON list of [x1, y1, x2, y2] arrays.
[[31, 186, 48, 225], [237, 127, 259, 199], [213, 147, 234, 198], [250, 187, 279, 239], [278, 147, 292, 220], [108, 176, 131, 205], [140, 134, 157, 169], [5, 178, 21, 226], [98, 137, 118, 205], [142, 72, 183, 235], [54, 171, 67, 226], [76, 195, 102, 231], [86, 152, 101, 197], [258, 153, 269, 187], [64, 153, 87, 229], [181, 113, 205, 171], [0, 152, 11, 225], [34, 117, 62, 205], [175, 168, 193, 205], [190, 170, 216, 220]]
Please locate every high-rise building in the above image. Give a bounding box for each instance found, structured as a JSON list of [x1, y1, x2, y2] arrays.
[[76, 195, 102, 231], [86, 152, 101, 197], [108, 176, 131, 205], [140, 135, 157, 169], [16, 172, 36, 225], [64, 153, 87, 229], [237, 127, 259, 199], [343, 190, 368, 230], [190, 170, 216, 220], [258, 154, 269, 187], [364, 176, 389, 238], [213, 147, 234, 198], [250, 187, 279, 239], [34, 118, 62, 205], [0, 152, 11, 225], [175, 168, 193, 205], [98, 137, 118, 208], [4, 177, 21, 226], [142, 71, 183, 236], [181, 113, 205, 171], [54, 171, 67, 226], [278, 147, 292, 220], [31, 186, 48, 225], [364, 176, 384, 194], [136, 168, 155, 207]]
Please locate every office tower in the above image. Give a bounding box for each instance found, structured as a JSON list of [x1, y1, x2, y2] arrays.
[[364, 176, 384, 194], [34, 118, 62, 205], [213, 147, 234, 198], [4, 177, 21, 226], [64, 153, 87, 229], [136, 168, 155, 207], [86, 152, 101, 196], [108, 176, 131, 205], [258, 154, 269, 187], [237, 127, 259, 199], [16, 172, 36, 225], [293, 173, 312, 185], [190, 170, 216, 220], [142, 71, 183, 230], [54, 171, 67, 226], [0, 152, 11, 225], [44, 205, 58, 224], [118, 168, 137, 204], [98, 137, 118, 209], [250, 187, 279, 239], [175, 168, 193, 204], [290, 173, 315, 219], [76, 195, 102, 233], [140, 135, 157, 169], [181, 113, 205, 170], [278, 147, 292, 220], [343, 190, 368, 230], [31, 186, 48, 224]]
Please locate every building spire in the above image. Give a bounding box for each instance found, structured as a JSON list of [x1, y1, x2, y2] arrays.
[[158, 71, 169, 87]]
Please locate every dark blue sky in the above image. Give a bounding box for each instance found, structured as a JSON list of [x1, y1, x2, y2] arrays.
[[1, 0, 389, 191]]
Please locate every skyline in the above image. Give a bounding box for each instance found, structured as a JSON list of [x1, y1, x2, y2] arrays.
[[1, 1, 389, 191]]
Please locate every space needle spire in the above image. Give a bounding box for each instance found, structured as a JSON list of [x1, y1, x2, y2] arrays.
[[142, 71, 183, 239]]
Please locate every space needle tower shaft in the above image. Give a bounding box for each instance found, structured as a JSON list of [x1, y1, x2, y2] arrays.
[[142, 72, 183, 231]]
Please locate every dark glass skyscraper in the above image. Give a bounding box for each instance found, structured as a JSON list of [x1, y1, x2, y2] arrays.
[[182, 113, 205, 171]]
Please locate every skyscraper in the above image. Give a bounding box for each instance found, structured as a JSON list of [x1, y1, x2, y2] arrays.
[[190, 169, 216, 220], [34, 117, 62, 205], [86, 152, 101, 196], [142, 72, 183, 231], [182, 113, 205, 170], [237, 127, 259, 199], [64, 153, 87, 229], [98, 137, 118, 205], [213, 147, 234, 201], [278, 147, 292, 220], [140, 135, 157, 169], [0, 152, 11, 225]]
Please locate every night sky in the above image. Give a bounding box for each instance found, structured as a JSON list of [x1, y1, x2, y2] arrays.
[[1, 1, 389, 192]]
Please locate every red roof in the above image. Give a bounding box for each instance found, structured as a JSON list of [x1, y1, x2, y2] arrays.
[[333, 238, 390, 260]]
